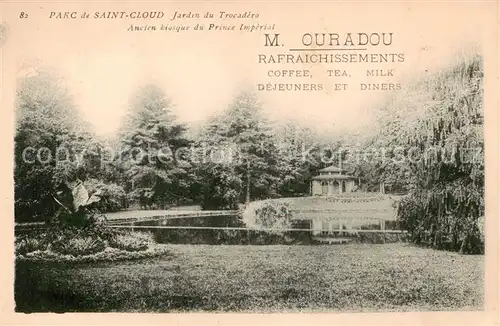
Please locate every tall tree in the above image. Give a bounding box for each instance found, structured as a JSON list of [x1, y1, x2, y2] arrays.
[[14, 68, 102, 221], [196, 91, 281, 209], [274, 121, 320, 196], [375, 52, 484, 253], [119, 84, 192, 208]]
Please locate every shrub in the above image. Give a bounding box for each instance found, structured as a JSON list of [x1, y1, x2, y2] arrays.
[[388, 55, 484, 255], [84, 179, 127, 212], [15, 237, 47, 255], [243, 200, 293, 234], [398, 191, 484, 254], [108, 231, 154, 252], [51, 235, 107, 256]]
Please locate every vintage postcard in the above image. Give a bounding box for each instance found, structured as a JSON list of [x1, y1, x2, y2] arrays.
[[1, 1, 498, 325]]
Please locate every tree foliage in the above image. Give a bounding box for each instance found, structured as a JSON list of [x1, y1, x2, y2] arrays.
[[14, 69, 101, 221], [14, 68, 128, 222], [376, 53, 484, 253], [118, 84, 193, 208], [273, 121, 320, 197], [195, 91, 283, 209]]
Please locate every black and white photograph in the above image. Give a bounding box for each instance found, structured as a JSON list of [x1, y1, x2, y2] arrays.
[[1, 1, 498, 321]]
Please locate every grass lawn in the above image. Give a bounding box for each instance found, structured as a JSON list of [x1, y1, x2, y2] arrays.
[[15, 243, 483, 312]]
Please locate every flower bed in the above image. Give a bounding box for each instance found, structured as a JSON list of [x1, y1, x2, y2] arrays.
[[15, 227, 170, 263], [16, 245, 172, 264]]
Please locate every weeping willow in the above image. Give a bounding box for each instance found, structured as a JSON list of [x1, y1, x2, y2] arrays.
[[381, 52, 484, 254]]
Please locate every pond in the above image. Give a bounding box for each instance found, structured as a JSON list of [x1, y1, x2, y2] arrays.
[[121, 215, 314, 245], [114, 215, 404, 245]]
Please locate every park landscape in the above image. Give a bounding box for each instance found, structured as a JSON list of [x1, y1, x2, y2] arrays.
[[14, 50, 484, 312]]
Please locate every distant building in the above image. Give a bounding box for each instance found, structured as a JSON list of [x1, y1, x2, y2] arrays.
[[310, 165, 358, 196]]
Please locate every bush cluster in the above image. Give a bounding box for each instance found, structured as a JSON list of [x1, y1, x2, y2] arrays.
[[16, 226, 159, 262], [242, 200, 293, 234], [398, 192, 484, 254], [51, 236, 106, 256], [84, 179, 128, 212], [15, 238, 46, 256], [108, 232, 153, 252]]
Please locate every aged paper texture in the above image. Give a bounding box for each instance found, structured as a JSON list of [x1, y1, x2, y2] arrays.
[[0, 1, 498, 325]]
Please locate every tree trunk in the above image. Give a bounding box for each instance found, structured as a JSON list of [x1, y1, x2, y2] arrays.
[[459, 237, 466, 254], [246, 159, 251, 204], [459, 229, 470, 254]]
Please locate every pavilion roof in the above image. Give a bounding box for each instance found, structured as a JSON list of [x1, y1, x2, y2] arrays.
[[312, 174, 355, 180], [319, 165, 345, 173]]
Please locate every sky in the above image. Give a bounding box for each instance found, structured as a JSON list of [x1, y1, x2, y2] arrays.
[[4, 2, 495, 137]]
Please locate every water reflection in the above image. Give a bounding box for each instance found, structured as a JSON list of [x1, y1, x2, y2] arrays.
[[129, 215, 313, 245]]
